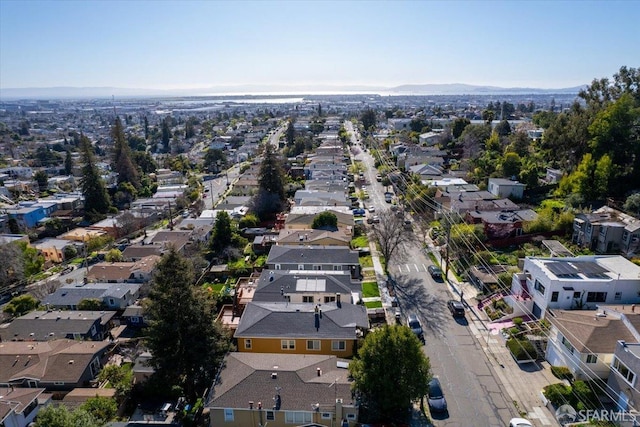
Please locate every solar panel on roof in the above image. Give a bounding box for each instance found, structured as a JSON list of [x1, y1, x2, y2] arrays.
[[572, 261, 608, 275], [546, 262, 579, 277]]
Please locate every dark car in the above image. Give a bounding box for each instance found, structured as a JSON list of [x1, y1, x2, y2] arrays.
[[427, 378, 447, 413], [447, 300, 465, 317], [407, 313, 424, 343], [428, 265, 443, 281]]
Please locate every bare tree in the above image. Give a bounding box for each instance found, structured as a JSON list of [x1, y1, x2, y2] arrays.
[[371, 210, 417, 272]]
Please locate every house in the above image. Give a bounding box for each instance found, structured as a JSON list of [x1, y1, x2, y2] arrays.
[[207, 352, 358, 427], [283, 206, 354, 235], [607, 340, 640, 412], [42, 282, 141, 310], [266, 246, 361, 279], [150, 230, 193, 253], [276, 228, 351, 247], [510, 256, 640, 319], [121, 244, 163, 262], [387, 118, 412, 131], [4, 205, 45, 229], [572, 206, 640, 256], [251, 269, 361, 304], [132, 351, 154, 384], [59, 228, 108, 243], [0, 339, 112, 391], [0, 386, 48, 427], [0, 234, 30, 245], [545, 306, 640, 381], [122, 305, 145, 328], [293, 190, 348, 207], [465, 209, 538, 240], [33, 238, 76, 263], [87, 256, 160, 283], [487, 178, 526, 199], [0, 310, 116, 342], [234, 301, 368, 357], [418, 131, 443, 146]]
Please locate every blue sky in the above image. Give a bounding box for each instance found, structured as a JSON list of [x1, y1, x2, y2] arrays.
[[1, 0, 638, 90]]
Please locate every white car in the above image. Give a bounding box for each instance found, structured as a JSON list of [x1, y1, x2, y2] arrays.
[[509, 418, 533, 427], [368, 206, 375, 213]]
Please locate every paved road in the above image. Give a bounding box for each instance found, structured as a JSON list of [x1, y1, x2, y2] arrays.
[[347, 121, 518, 426]]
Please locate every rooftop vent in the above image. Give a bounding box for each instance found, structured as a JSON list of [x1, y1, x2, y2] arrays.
[[271, 372, 277, 379]]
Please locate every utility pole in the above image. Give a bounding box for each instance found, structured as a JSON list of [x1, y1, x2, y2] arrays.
[[444, 215, 451, 282]]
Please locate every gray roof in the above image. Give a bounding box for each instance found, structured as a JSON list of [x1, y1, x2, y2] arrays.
[[0, 310, 116, 341], [122, 305, 144, 317], [234, 301, 368, 339], [252, 270, 359, 303], [266, 245, 359, 266], [42, 283, 141, 308], [208, 352, 353, 411]]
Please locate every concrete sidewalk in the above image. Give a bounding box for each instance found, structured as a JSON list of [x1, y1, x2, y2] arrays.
[[426, 240, 559, 427]]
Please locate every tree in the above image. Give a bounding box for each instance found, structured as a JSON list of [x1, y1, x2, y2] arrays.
[[285, 119, 295, 146], [131, 150, 157, 174], [98, 364, 133, 402], [145, 248, 232, 402], [185, 117, 196, 139], [161, 117, 171, 153], [361, 109, 377, 132], [63, 245, 77, 260], [251, 143, 286, 219], [17, 241, 44, 277], [624, 193, 640, 216], [77, 298, 104, 310], [34, 404, 99, 427], [80, 396, 118, 424], [0, 242, 24, 286], [203, 149, 227, 173], [371, 210, 417, 272], [238, 213, 259, 229], [450, 117, 471, 139], [349, 325, 431, 423], [143, 115, 149, 140], [64, 150, 73, 175], [501, 152, 522, 179], [494, 119, 511, 136], [33, 170, 48, 192], [311, 211, 338, 230], [105, 248, 123, 262], [482, 109, 495, 125], [112, 117, 140, 189], [79, 135, 111, 222], [210, 211, 233, 255], [3, 294, 39, 317]]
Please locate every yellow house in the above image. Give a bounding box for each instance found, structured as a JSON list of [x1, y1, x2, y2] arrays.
[[276, 228, 351, 247], [207, 352, 358, 427], [33, 238, 76, 263], [234, 301, 368, 358]]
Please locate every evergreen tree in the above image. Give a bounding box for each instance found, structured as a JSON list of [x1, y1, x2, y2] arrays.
[[145, 248, 232, 402], [64, 149, 73, 175], [161, 117, 171, 153], [79, 135, 111, 222], [112, 117, 140, 189], [361, 109, 377, 132], [210, 211, 233, 255], [143, 115, 149, 140], [286, 119, 295, 146], [251, 143, 286, 219]]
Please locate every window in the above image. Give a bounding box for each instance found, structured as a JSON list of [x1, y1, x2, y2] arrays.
[[586, 354, 598, 364], [307, 340, 321, 350], [224, 408, 234, 421], [28, 380, 38, 388], [534, 279, 545, 295], [108, 298, 115, 306], [298, 264, 305, 270], [613, 357, 636, 385], [245, 339, 252, 350], [551, 292, 559, 302], [586, 292, 607, 303], [275, 264, 281, 270], [333, 265, 341, 271], [615, 292, 622, 301], [324, 295, 336, 303], [573, 291, 582, 299], [302, 295, 314, 303], [623, 231, 630, 241], [266, 411, 275, 421], [321, 412, 332, 419], [332, 340, 346, 351], [313, 265, 322, 270], [54, 381, 65, 385], [285, 411, 312, 424], [561, 336, 575, 354], [281, 340, 295, 350], [130, 316, 140, 323], [347, 413, 356, 420]]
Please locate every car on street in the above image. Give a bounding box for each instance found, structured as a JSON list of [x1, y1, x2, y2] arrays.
[[372, 215, 380, 224], [376, 174, 382, 182], [509, 419, 533, 427], [427, 378, 447, 413], [428, 265, 443, 281], [407, 313, 423, 340], [447, 300, 465, 317], [368, 206, 375, 213], [61, 265, 75, 275], [352, 208, 366, 216]]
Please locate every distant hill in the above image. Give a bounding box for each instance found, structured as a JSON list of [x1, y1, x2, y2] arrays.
[[0, 82, 585, 100]]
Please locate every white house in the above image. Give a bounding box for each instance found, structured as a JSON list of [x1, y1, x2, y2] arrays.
[[510, 256, 640, 318], [544, 306, 640, 381], [487, 178, 526, 199]]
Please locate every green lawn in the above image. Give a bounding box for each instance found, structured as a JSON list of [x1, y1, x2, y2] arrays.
[[365, 300, 383, 309], [350, 235, 369, 248], [359, 255, 373, 268], [362, 281, 380, 298]]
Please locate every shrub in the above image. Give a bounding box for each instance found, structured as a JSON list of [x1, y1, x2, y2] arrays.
[[551, 366, 574, 382], [543, 383, 572, 407], [572, 380, 598, 410], [513, 317, 524, 328], [507, 338, 537, 361], [507, 327, 521, 338]]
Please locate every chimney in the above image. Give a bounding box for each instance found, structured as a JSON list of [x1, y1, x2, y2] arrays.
[[317, 367, 322, 377], [336, 293, 341, 308], [271, 372, 277, 379], [249, 401, 254, 409]]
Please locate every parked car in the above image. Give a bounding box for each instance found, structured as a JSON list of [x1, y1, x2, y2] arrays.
[[372, 215, 380, 224], [509, 419, 533, 427], [368, 206, 376, 213], [407, 313, 424, 341], [352, 208, 366, 216], [376, 174, 382, 182], [447, 300, 465, 317], [427, 265, 443, 281], [427, 378, 447, 413], [61, 265, 75, 275]]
